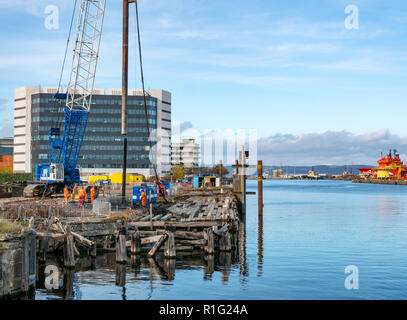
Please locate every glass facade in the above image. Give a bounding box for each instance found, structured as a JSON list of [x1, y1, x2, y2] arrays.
[[30, 93, 157, 171], [0, 147, 13, 156]]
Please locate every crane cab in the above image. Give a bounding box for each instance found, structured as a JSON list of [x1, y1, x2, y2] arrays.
[[35, 163, 65, 183]]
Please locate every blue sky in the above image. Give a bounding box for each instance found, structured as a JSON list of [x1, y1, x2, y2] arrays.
[[1, 0, 407, 165]]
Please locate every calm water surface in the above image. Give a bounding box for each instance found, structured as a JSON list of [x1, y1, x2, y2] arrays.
[[35, 180, 407, 299]]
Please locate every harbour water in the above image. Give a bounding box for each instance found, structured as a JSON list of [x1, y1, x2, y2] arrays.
[[34, 180, 407, 299]]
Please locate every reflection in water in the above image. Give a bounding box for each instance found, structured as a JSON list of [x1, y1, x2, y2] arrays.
[[219, 252, 231, 284], [90, 258, 96, 271], [33, 249, 244, 300], [63, 269, 75, 300], [257, 215, 263, 277], [164, 259, 176, 281], [204, 254, 215, 280], [115, 264, 127, 300], [32, 217, 248, 300], [115, 264, 126, 287], [131, 254, 141, 276], [377, 196, 401, 217], [239, 219, 248, 288]]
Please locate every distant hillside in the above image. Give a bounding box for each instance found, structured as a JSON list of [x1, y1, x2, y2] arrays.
[[262, 165, 372, 176], [223, 164, 372, 176]]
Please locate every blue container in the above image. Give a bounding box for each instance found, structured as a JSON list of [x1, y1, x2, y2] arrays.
[[133, 186, 158, 205]]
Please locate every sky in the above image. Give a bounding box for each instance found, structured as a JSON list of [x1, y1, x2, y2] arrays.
[[1, 0, 407, 165]]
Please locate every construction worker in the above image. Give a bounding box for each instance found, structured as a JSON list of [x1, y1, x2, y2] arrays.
[[64, 186, 70, 204], [90, 186, 96, 204], [141, 189, 147, 207], [78, 186, 86, 207], [72, 184, 78, 202]]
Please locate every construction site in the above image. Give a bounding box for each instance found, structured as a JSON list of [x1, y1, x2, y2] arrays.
[[0, 0, 262, 299]]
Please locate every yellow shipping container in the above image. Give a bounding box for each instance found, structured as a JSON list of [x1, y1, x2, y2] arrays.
[[86, 175, 109, 184], [109, 173, 143, 184]]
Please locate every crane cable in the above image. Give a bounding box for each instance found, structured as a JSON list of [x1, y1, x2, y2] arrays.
[[134, 1, 164, 189], [42, 0, 78, 203], [52, 0, 78, 146]]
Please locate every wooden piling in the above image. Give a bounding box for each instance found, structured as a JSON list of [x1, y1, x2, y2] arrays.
[[90, 243, 97, 258], [21, 229, 37, 293], [28, 216, 35, 229], [39, 236, 49, 262], [63, 227, 76, 268], [258, 160, 263, 216], [164, 232, 176, 259], [130, 231, 141, 255], [219, 231, 232, 252], [104, 235, 112, 249], [116, 234, 127, 263], [204, 228, 215, 254], [219, 160, 223, 188]]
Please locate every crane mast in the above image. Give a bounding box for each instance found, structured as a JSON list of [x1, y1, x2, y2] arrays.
[[48, 0, 106, 184]]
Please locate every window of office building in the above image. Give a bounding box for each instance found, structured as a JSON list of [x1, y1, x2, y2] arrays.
[[30, 93, 157, 171]]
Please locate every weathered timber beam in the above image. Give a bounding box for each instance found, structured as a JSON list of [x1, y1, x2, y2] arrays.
[[147, 233, 168, 257]]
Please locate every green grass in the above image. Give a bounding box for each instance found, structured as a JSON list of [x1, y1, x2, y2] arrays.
[[0, 219, 23, 234], [0, 173, 33, 184]]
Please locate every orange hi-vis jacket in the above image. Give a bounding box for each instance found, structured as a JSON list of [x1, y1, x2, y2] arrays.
[[141, 191, 146, 206], [64, 188, 69, 197], [78, 188, 86, 198]]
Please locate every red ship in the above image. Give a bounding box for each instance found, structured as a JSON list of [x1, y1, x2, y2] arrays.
[[359, 149, 407, 180]]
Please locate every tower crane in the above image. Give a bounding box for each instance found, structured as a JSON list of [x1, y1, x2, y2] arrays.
[[24, 0, 106, 197]]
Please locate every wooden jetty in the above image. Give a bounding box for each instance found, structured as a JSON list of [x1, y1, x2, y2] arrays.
[[1, 150, 251, 298]]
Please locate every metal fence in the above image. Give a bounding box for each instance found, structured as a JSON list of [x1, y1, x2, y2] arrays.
[[0, 202, 97, 220]]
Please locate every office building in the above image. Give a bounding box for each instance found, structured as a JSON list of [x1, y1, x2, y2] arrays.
[[171, 138, 200, 168], [14, 86, 171, 176]]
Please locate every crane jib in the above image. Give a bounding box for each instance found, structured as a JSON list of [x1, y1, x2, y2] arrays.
[[35, 0, 106, 186]]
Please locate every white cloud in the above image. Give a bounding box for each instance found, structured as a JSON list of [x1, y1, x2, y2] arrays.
[[258, 129, 407, 166], [160, 30, 221, 40], [0, 0, 71, 17]]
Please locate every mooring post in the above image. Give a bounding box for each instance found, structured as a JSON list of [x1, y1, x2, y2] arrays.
[[164, 232, 176, 259], [258, 160, 263, 217], [130, 231, 141, 255], [240, 146, 247, 217]]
